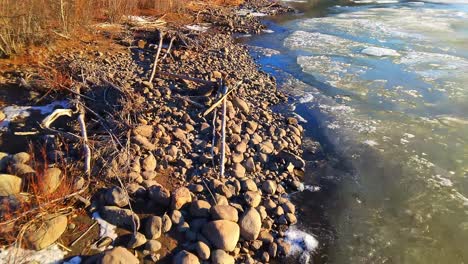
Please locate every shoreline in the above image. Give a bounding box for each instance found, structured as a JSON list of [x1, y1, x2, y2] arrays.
[[0, 1, 322, 263]]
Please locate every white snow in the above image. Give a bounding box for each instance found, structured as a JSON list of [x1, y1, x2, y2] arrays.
[[0, 244, 66, 264], [92, 212, 117, 242], [185, 25, 210, 32], [0, 100, 69, 130]]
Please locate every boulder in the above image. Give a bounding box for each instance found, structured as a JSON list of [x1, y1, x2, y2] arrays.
[[190, 200, 211, 218], [230, 163, 246, 178], [142, 154, 157, 171], [210, 205, 238, 222], [239, 208, 261, 240], [244, 191, 261, 208], [211, 249, 234, 264], [100, 206, 140, 231], [278, 150, 305, 169], [262, 180, 277, 195], [202, 220, 240, 252], [9, 163, 35, 177], [145, 216, 162, 239], [0, 174, 22, 196], [145, 240, 162, 252], [12, 152, 30, 164], [93, 247, 139, 264], [173, 250, 200, 264], [105, 186, 129, 207], [40, 168, 62, 194], [195, 241, 210, 260], [133, 125, 153, 138], [24, 214, 67, 250], [232, 97, 250, 114], [171, 187, 192, 209], [148, 184, 171, 206], [162, 213, 172, 232], [127, 232, 147, 248]]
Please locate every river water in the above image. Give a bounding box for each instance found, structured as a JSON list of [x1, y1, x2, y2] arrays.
[[245, 0, 468, 263]]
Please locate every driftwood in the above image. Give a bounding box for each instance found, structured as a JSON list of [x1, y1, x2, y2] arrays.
[[161, 36, 175, 61], [203, 80, 242, 117], [41, 108, 74, 129], [158, 71, 216, 86], [149, 31, 164, 84], [219, 82, 228, 178]]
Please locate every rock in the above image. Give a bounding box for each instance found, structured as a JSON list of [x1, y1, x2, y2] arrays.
[[95, 247, 139, 264], [244, 157, 256, 173], [105, 186, 129, 207], [0, 152, 9, 171], [232, 97, 250, 114], [235, 142, 247, 153], [133, 135, 156, 151], [142, 81, 153, 88], [278, 150, 305, 169], [170, 210, 184, 225], [231, 152, 244, 163], [171, 187, 192, 209], [231, 163, 246, 178], [261, 251, 270, 262], [241, 179, 257, 192], [211, 249, 234, 264], [211, 205, 238, 222], [148, 184, 171, 206], [162, 213, 172, 232], [142, 170, 157, 180], [259, 141, 274, 154], [190, 200, 211, 218], [12, 152, 30, 164], [133, 125, 153, 138], [202, 220, 240, 252], [0, 174, 22, 196], [244, 191, 261, 207], [286, 213, 297, 224], [142, 154, 157, 171], [100, 206, 140, 231], [259, 230, 274, 244], [0, 111, 4, 121], [269, 242, 278, 258], [24, 214, 67, 250], [145, 216, 163, 239], [9, 163, 35, 177], [262, 180, 277, 195], [173, 250, 200, 264], [39, 168, 62, 194], [282, 201, 296, 214], [258, 206, 267, 220], [195, 241, 210, 260], [239, 208, 261, 240], [277, 239, 291, 256], [173, 128, 187, 142], [128, 232, 147, 248], [145, 240, 162, 252]]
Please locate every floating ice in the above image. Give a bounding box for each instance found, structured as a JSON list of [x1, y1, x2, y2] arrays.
[[248, 46, 280, 57], [361, 46, 400, 57], [299, 93, 315, 104], [285, 31, 364, 56], [363, 139, 379, 146], [285, 227, 319, 264], [0, 244, 66, 264], [262, 29, 274, 33], [293, 113, 308, 123]]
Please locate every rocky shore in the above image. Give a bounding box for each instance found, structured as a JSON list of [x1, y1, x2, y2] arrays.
[[0, 1, 317, 263]]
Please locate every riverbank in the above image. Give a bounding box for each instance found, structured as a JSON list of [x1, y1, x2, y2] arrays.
[[0, 1, 322, 263]]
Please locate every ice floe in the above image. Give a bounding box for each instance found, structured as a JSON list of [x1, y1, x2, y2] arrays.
[[361, 46, 400, 57], [285, 227, 319, 264]]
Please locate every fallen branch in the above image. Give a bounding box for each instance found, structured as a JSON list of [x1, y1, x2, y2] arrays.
[[161, 36, 175, 61], [149, 31, 164, 84], [70, 221, 98, 247], [158, 71, 216, 86], [220, 80, 228, 178], [203, 80, 242, 117], [41, 108, 74, 129], [174, 94, 205, 108]]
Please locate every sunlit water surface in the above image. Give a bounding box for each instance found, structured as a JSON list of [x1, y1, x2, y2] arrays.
[[246, 0, 468, 263]]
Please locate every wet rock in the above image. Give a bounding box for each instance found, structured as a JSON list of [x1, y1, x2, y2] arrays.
[[145, 240, 162, 252], [195, 241, 210, 260], [239, 208, 261, 240], [211, 205, 238, 222], [171, 187, 192, 209], [262, 180, 277, 195], [269, 242, 278, 258], [100, 206, 140, 231], [24, 214, 67, 250], [202, 220, 240, 252], [278, 150, 305, 169], [211, 249, 235, 264], [190, 200, 211, 218], [148, 184, 171, 206], [12, 152, 30, 164], [145, 216, 163, 239], [128, 232, 147, 248], [277, 239, 291, 256], [105, 186, 129, 207], [232, 97, 250, 114], [282, 201, 296, 214], [173, 250, 200, 264], [0, 174, 22, 196], [286, 213, 297, 224], [142, 154, 157, 171]]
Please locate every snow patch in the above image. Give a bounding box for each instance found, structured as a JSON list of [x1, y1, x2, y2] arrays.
[[92, 212, 118, 242], [0, 244, 66, 264], [361, 46, 400, 57], [185, 25, 210, 32]]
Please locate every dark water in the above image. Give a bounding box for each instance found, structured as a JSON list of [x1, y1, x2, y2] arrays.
[[245, 0, 468, 263]]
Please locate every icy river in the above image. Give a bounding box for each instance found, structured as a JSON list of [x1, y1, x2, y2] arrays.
[[246, 0, 468, 263]]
